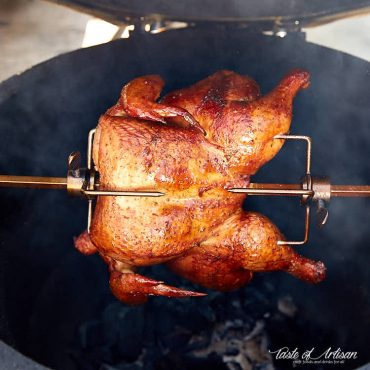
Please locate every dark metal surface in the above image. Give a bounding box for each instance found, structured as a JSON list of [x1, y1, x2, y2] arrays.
[[48, 0, 370, 25], [0, 28, 369, 369]]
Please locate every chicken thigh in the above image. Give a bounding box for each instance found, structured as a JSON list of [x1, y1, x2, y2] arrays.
[[74, 69, 325, 304]]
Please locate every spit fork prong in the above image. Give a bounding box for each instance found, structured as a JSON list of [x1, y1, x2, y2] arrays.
[[227, 133, 370, 246]]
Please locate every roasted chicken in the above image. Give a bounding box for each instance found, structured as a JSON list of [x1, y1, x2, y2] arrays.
[[75, 69, 326, 304]]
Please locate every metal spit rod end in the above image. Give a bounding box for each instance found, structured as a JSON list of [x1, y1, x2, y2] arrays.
[[83, 189, 165, 197]]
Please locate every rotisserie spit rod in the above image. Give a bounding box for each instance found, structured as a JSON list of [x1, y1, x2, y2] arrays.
[[228, 183, 370, 197], [0, 174, 369, 198], [0, 174, 164, 197], [0, 146, 165, 197], [0, 132, 368, 242]]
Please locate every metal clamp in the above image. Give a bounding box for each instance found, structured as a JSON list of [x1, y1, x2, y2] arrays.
[[274, 135, 312, 246], [252, 136, 334, 245], [74, 129, 165, 231], [228, 134, 336, 246]]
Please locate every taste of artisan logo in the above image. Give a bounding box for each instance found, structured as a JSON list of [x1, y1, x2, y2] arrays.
[[268, 346, 358, 366]]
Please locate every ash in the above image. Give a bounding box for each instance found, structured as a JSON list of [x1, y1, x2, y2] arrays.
[[189, 318, 274, 370], [68, 273, 299, 370]]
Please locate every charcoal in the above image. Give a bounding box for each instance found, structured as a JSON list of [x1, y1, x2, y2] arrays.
[[100, 363, 142, 370], [79, 320, 104, 349], [186, 331, 211, 351], [116, 307, 145, 360], [69, 346, 114, 370], [182, 352, 226, 370], [116, 363, 142, 370], [99, 364, 120, 370], [225, 362, 244, 370], [159, 326, 192, 351], [102, 303, 122, 345], [71, 275, 340, 370], [277, 295, 297, 318]]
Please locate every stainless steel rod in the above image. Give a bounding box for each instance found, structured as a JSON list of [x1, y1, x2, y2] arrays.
[[229, 183, 313, 196], [228, 188, 313, 196], [0, 175, 67, 189], [83, 190, 165, 197], [229, 183, 370, 197], [0, 175, 164, 196], [0, 175, 369, 198], [331, 185, 370, 197]]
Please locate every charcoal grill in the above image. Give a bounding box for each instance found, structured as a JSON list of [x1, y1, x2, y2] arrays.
[[0, 1, 370, 369]]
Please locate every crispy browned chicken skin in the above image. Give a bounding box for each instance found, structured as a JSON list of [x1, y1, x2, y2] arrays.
[[74, 69, 325, 305]]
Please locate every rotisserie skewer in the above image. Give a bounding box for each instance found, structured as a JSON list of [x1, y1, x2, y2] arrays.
[[1, 128, 368, 247], [1, 175, 369, 197]]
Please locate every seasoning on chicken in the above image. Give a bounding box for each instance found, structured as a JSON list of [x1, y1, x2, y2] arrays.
[[74, 69, 326, 305]]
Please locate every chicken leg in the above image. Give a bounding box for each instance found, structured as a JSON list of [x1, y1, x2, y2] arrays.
[[168, 211, 326, 291]]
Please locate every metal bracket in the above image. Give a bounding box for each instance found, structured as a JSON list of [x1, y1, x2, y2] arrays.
[[68, 129, 165, 232], [274, 134, 312, 246], [86, 129, 96, 232]]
